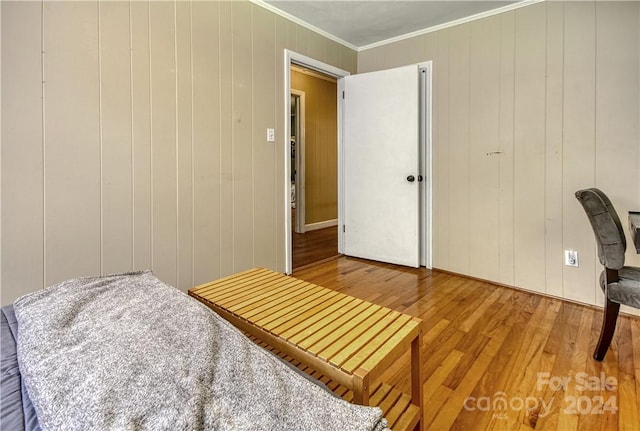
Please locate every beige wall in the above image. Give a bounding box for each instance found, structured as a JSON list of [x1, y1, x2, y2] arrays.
[[291, 70, 338, 225], [3, 0, 639, 313], [0, 0, 357, 305], [359, 1, 640, 312]]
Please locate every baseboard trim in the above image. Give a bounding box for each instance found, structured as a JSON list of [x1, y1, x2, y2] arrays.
[[432, 267, 640, 319], [305, 219, 338, 232]]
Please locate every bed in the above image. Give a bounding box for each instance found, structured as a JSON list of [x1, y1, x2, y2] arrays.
[[1, 305, 41, 431], [0, 271, 388, 431]]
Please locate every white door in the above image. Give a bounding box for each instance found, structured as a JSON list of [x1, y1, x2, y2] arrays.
[[342, 65, 420, 267]]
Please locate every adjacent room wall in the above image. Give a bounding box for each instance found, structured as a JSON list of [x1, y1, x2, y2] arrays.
[[359, 1, 640, 313], [0, 0, 357, 305], [291, 69, 338, 226]]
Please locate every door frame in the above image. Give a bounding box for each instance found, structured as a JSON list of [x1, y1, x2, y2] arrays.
[[283, 50, 433, 273], [418, 62, 433, 268], [284, 50, 350, 274], [291, 89, 306, 234]]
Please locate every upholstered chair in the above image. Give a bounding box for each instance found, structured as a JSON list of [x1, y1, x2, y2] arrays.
[[575, 188, 640, 361]]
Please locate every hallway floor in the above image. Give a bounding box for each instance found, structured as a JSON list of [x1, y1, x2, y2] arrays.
[[292, 222, 338, 269]]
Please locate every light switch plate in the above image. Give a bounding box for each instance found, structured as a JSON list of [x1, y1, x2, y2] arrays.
[[267, 128, 275, 142], [564, 250, 579, 267]]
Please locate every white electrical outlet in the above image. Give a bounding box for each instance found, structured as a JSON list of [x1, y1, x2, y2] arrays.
[[266, 128, 275, 142], [564, 250, 579, 267]]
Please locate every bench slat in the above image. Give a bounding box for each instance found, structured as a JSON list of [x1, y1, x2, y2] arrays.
[[195, 270, 282, 303], [268, 294, 363, 339], [384, 392, 412, 427], [369, 382, 391, 407], [341, 313, 413, 372], [359, 320, 420, 373], [224, 279, 308, 310], [231, 280, 318, 316], [330, 311, 406, 371], [270, 295, 359, 337], [193, 268, 272, 293], [294, 302, 379, 350], [378, 386, 403, 419], [319, 307, 395, 365], [250, 289, 340, 325]]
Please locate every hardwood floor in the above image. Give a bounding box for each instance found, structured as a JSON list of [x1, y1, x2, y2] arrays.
[[292, 257, 640, 431], [292, 225, 339, 269]]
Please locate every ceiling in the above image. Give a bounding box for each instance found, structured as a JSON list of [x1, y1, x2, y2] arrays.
[[261, 1, 524, 50]]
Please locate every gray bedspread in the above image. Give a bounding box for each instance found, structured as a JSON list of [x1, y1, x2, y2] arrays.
[[14, 271, 388, 431]]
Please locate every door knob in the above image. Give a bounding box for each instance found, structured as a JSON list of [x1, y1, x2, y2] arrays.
[[407, 175, 415, 182]]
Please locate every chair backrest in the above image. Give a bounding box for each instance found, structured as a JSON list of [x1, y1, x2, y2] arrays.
[[575, 188, 626, 270]]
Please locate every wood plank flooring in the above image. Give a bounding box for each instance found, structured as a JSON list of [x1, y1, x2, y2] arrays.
[[292, 225, 338, 269], [292, 257, 640, 431]]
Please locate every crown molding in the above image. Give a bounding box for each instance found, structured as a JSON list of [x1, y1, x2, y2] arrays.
[[251, 0, 545, 53], [249, 0, 359, 51], [359, 0, 545, 52]]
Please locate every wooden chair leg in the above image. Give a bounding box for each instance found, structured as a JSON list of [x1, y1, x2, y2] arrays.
[[593, 297, 620, 361]]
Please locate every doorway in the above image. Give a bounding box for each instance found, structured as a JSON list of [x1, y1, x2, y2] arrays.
[[284, 51, 350, 274], [290, 66, 340, 270], [283, 51, 432, 274]]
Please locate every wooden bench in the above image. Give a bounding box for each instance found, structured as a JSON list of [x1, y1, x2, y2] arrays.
[[189, 268, 423, 431]]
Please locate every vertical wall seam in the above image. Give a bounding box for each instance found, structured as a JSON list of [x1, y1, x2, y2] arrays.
[[174, 0, 179, 287], [41, 0, 47, 288], [148, 1, 154, 272], [251, 5, 256, 267], [217, 3, 222, 276], [274, 18, 278, 265], [129, 0, 135, 270], [218, 2, 223, 276], [498, 15, 503, 283], [593, 3, 598, 305], [98, 0, 104, 276], [189, 0, 195, 287], [466, 25, 471, 274], [511, 10, 517, 284], [231, 3, 235, 274], [560, 1, 565, 299], [272, 17, 278, 270], [543, 2, 548, 295], [446, 31, 452, 269], [593, 3, 598, 189], [560, 4, 567, 297]]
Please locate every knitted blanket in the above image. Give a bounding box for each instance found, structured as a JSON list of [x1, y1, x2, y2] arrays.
[[14, 271, 388, 431]]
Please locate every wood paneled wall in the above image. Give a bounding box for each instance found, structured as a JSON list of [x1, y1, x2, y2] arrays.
[[359, 1, 640, 313], [0, 0, 357, 305], [291, 70, 338, 225]]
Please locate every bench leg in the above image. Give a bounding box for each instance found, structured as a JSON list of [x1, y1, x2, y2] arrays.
[[353, 368, 371, 405], [411, 332, 423, 430]]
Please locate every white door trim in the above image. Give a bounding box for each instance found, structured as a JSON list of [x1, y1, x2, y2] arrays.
[[284, 50, 350, 274], [419, 61, 433, 269]]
